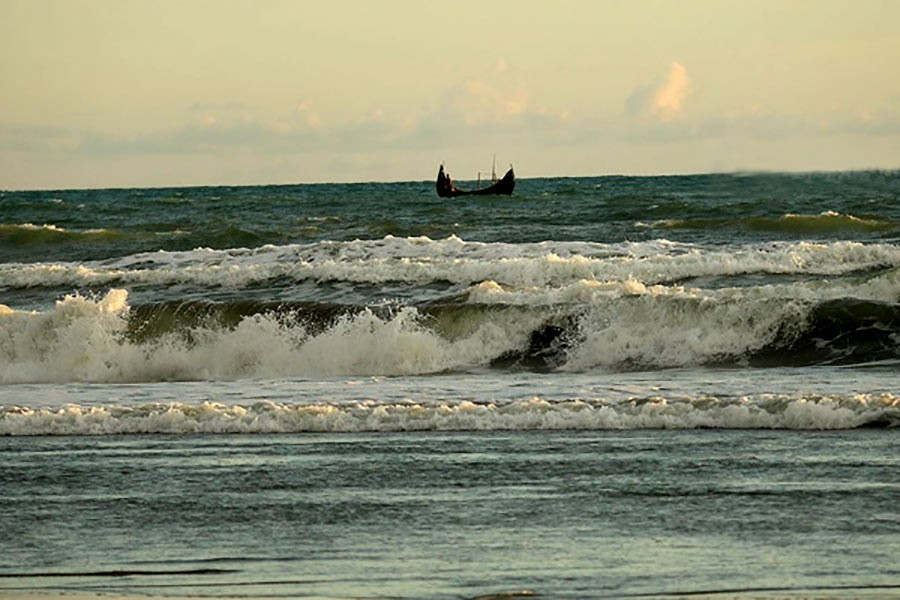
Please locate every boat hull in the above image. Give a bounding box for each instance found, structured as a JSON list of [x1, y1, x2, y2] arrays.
[[436, 165, 515, 197]]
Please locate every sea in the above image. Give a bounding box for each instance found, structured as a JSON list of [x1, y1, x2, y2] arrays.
[[1, 171, 899, 599]]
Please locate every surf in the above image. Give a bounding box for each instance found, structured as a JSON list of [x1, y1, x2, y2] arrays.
[[3, 237, 899, 293], [3, 393, 898, 435], [2, 278, 899, 384]]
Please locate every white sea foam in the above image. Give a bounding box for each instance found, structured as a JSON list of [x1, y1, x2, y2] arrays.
[[544, 266, 899, 370], [2, 237, 899, 291], [563, 292, 810, 370], [0, 289, 540, 383], [2, 237, 899, 384], [1, 222, 67, 232], [1, 394, 897, 435], [1, 269, 897, 383], [0, 223, 123, 237]]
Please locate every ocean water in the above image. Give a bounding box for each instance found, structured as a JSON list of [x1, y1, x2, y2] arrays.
[[1, 171, 900, 598]]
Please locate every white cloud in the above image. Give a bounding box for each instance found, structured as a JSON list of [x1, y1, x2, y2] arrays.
[[628, 62, 692, 122], [440, 78, 530, 126], [652, 62, 690, 120], [434, 59, 562, 127]]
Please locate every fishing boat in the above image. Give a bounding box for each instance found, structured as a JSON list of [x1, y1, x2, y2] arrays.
[[436, 160, 515, 198]]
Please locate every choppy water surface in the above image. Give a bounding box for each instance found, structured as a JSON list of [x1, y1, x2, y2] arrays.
[[2, 171, 899, 597]]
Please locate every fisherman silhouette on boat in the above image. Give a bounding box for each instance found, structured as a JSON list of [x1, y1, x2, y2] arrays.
[[435, 161, 515, 198]]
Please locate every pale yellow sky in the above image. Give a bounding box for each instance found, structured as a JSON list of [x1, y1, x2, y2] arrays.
[[2, 0, 899, 189]]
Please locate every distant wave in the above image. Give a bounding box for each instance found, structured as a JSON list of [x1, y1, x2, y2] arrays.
[[0, 223, 127, 243], [0, 221, 272, 263], [2, 236, 899, 291], [2, 394, 898, 435], [648, 211, 897, 234]]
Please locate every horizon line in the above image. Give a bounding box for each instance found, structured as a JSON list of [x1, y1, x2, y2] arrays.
[[3, 165, 899, 193]]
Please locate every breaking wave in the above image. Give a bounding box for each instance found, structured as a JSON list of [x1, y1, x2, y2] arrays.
[[1, 278, 899, 384], [2, 237, 900, 291], [2, 394, 898, 435]]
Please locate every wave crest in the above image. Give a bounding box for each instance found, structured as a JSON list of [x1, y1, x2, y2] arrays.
[[0, 290, 540, 383], [3, 394, 898, 435], [651, 211, 897, 235], [3, 238, 899, 292], [2, 284, 900, 383]]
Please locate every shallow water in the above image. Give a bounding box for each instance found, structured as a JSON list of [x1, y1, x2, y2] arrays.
[[3, 428, 899, 598]]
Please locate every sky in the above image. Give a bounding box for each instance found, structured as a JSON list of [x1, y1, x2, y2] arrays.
[[2, 0, 899, 189]]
